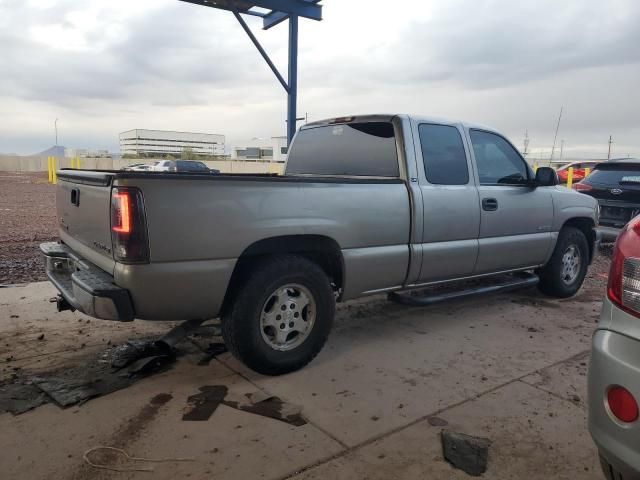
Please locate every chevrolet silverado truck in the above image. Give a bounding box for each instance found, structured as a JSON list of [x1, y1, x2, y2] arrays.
[[41, 114, 598, 375]]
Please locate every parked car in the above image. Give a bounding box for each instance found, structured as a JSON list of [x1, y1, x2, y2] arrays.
[[574, 159, 640, 241], [122, 163, 152, 172], [41, 114, 598, 375], [588, 214, 640, 480], [556, 161, 599, 183], [152, 160, 216, 173]]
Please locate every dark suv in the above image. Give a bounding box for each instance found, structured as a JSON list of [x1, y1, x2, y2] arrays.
[[575, 159, 640, 240], [153, 160, 219, 174]]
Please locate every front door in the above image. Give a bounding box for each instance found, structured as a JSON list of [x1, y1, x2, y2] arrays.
[[468, 129, 553, 274]]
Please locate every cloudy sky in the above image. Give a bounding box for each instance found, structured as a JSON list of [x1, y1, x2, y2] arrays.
[[1, 0, 639, 158]]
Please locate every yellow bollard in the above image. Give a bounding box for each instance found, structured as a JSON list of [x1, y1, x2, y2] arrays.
[[52, 157, 57, 184], [47, 157, 52, 183], [76, 157, 81, 169], [71, 157, 76, 169], [584, 167, 591, 179], [566, 167, 574, 189], [533, 162, 539, 172]]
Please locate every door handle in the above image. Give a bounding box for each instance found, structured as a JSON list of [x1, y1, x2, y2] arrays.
[[482, 198, 498, 211]]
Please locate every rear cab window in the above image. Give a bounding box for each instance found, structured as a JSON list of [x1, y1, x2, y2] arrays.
[[418, 124, 469, 185], [286, 121, 399, 177]]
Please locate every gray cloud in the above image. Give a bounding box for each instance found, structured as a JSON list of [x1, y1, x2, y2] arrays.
[[0, 0, 639, 157]]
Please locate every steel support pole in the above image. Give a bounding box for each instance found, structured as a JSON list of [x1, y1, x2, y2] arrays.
[[287, 15, 298, 145]]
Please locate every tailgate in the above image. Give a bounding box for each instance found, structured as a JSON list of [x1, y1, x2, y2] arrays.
[[56, 170, 116, 272]]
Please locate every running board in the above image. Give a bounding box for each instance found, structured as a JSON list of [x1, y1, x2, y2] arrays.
[[388, 272, 539, 307]]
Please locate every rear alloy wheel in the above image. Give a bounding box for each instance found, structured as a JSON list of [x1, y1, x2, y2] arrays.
[[260, 284, 316, 352], [537, 226, 589, 298], [222, 255, 335, 375]]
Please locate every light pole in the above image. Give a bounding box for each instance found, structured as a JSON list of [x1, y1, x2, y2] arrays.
[[54, 118, 59, 147]]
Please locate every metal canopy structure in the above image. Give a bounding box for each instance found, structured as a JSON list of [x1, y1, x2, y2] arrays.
[[178, 0, 323, 144]]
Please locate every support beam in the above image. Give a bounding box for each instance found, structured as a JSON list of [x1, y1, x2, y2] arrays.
[[287, 15, 298, 144], [231, 7, 290, 93], [249, 0, 321, 19], [178, 0, 321, 21], [263, 0, 320, 29]]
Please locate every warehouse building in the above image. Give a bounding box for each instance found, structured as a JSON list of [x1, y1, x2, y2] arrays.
[[119, 129, 225, 157], [232, 136, 288, 162]]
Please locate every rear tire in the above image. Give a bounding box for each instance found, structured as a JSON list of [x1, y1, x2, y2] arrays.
[[222, 255, 335, 375], [537, 226, 589, 298]]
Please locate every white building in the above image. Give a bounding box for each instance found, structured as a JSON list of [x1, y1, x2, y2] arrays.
[[232, 136, 287, 162], [64, 148, 111, 158], [120, 129, 225, 157]]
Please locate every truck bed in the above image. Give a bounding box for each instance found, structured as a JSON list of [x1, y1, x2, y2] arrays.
[[55, 169, 411, 320]]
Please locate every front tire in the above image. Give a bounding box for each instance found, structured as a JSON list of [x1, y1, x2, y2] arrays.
[[222, 255, 335, 375], [537, 226, 589, 298]]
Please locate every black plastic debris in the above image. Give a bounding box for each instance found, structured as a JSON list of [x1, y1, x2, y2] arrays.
[[231, 391, 306, 427], [110, 340, 174, 370], [182, 385, 229, 421], [182, 385, 306, 426], [0, 383, 48, 414], [0, 319, 226, 415], [197, 343, 228, 366], [441, 430, 491, 477]]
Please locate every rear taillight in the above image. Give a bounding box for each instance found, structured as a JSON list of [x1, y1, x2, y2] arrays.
[[110, 187, 149, 263], [573, 182, 593, 192], [608, 216, 640, 317]]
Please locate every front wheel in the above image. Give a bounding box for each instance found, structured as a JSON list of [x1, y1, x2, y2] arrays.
[[537, 226, 589, 298], [222, 255, 335, 375]]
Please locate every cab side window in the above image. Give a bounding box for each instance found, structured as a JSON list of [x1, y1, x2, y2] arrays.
[[419, 124, 469, 185], [470, 130, 529, 186]]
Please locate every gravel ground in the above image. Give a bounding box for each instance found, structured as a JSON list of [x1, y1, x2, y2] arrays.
[[0, 172, 57, 284]]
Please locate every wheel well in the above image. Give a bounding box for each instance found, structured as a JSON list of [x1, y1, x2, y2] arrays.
[[221, 235, 344, 314], [562, 217, 596, 261]]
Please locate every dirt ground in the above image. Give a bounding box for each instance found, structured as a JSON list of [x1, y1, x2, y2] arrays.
[[0, 172, 57, 284]]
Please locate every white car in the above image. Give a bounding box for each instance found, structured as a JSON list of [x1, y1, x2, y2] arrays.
[[152, 160, 174, 172], [122, 163, 152, 172]]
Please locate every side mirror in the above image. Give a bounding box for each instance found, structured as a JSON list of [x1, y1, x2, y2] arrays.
[[534, 167, 558, 187]]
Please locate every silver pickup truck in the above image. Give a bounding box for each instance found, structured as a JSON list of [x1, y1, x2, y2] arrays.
[[41, 114, 598, 374]]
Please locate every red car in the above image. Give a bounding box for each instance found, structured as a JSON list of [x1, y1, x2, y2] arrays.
[[557, 161, 598, 183]]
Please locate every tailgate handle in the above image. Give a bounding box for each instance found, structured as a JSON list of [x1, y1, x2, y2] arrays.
[[70, 188, 80, 207]]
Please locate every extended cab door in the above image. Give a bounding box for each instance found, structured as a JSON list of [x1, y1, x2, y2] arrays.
[[467, 129, 553, 274], [412, 121, 481, 283]]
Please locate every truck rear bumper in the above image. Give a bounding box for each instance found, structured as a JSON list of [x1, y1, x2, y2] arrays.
[[40, 242, 135, 321]]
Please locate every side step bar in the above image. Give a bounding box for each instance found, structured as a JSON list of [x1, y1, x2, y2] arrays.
[[388, 272, 539, 307]]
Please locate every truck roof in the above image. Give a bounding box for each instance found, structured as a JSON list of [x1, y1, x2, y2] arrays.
[[303, 114, 499, 134]]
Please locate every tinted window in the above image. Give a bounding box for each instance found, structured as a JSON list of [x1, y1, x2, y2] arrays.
[[286, 122, 399, 177], [419, 124, 468, 185], [470, 130, 529, 185], [587, 164, 640, 185], [177, 161, 208, 172]]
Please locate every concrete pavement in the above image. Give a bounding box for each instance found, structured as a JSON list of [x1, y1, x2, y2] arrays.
[[0, 278, 604, 479]]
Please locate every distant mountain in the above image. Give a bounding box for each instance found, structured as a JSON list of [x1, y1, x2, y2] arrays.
[[32, 145, 65, 157]]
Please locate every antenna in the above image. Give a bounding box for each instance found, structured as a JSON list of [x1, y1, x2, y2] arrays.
[[549, 107, 563, 162], [523, 130, 530, 158], [607, 135, 613, 160]]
